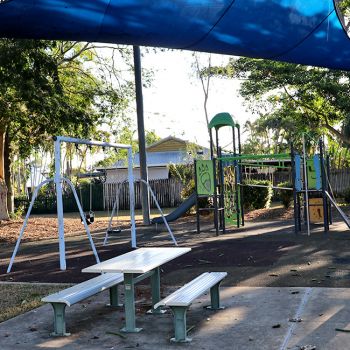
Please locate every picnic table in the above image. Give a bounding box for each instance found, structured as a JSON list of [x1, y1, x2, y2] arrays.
[[82, 247, 191, 332]]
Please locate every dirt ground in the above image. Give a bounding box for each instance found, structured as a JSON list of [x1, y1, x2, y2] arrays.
[[0, 210, 161, 244], [0, 207, 293, 244], [1, 205, 350, 290]]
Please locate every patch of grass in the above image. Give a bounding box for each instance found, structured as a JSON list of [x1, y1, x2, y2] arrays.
[[0, 283, 72, 323]]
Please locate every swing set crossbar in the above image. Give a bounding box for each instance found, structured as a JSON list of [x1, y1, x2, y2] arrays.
[[53, 136, 131, 149]]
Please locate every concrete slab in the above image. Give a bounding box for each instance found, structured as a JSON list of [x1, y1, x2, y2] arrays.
[[0, 286, 349, 350]]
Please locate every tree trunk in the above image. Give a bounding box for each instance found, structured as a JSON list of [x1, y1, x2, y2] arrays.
[[0, 127, 9, 220], [4, 132, 14, 214]]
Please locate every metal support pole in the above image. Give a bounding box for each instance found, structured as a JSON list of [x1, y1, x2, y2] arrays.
[[216, 129, 224, 233], [291, 143, 299, 235], [302, 134, 311, 236], [233, 126, 240, 228], [54, 139, 67, 270], [194, 160, 200, 234], [326, 155, 332, 225], [133, 45, 150, 225], [218, 147, 225, 233], [319, 138, 329, 232], [237, 124, 244, 226], [127, 147, 137, 247], [209, 128, 214, 159], [212, 158, 219, 236], [297, 194, 302, 231]]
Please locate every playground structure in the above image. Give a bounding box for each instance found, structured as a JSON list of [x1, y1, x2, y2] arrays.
[[195, 113, 243, 236], [7, 136, 180, 273], [8, 136, 136, 272], [194, 112, 350, 236]]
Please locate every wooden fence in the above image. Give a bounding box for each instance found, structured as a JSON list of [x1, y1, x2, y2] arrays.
[[247, 168, 350, 196], [329, 168, 350, 195], [103, 178, 184, 210]]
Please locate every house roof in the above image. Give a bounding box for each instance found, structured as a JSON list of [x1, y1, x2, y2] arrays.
[[146, 136, 188, 152], [146, 135, 208, 153], [99, 136, 209, 170]]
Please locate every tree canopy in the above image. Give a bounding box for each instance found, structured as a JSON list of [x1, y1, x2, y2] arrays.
[[0, 39, 136, 219], [209, 57, 350, 155]]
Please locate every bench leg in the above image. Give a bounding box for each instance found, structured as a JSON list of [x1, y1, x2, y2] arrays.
[[121, 273, 142, 333], [148, 267, 166, 314], [108, 285, 123, 307], [170, 306, 191, 343], [207, 282, 225, 310], [51, 303, 70, 336]]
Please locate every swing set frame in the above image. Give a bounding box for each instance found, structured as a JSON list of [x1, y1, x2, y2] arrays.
[[8, 136, 136, 272]]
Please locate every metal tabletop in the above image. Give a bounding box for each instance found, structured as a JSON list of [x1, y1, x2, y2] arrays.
[[82, 247, 191, 274]]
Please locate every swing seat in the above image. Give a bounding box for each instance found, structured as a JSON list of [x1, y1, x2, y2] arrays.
[[89, 211, 95, 223], [107, 228, 121, 234], [81, 213, 92, 225]]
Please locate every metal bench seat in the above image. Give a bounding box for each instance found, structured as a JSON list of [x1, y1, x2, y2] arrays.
[[154, 272, 227, 342], [42, 272, 124, 336]]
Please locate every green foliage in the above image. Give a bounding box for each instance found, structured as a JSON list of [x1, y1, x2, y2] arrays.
[[209, 57, 350, 154], [169, 163, 194, 185], [0, 38, 137, 152], [1, 41, 93, 156], [338, 0, 350, 13], [243, 180, 272, 210], [343, 188, 350, 204], [277, 182, 293, 209], [145, 130, 161, 146], [9, 202, 26, 219], [180, 178, 207, 209], [0, 39, 143, 216], [181, 178, 195, 200]]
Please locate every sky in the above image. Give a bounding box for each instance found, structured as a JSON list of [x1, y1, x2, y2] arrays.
[[137, 49, 252, 149]]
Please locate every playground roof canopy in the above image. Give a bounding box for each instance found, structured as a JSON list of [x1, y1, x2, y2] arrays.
[[209, 113, 237, 130], [0, 1, 349, 70]]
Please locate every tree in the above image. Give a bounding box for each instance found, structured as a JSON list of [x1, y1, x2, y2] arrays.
[[336, 0, 350, 43], [210, 57, 350, 149], [192, 52, 212, 135], [145, 130, 161, 146], [0, 39, 134, 220]]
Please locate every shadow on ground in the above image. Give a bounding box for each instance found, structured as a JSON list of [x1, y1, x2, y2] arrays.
[[1, 213, 350, 289]]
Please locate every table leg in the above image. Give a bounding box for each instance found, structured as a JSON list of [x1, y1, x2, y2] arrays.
[[120, 273, 142, 333], [148, 267, 166, 314]]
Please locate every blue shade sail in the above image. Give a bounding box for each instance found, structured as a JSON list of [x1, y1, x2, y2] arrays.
[[0, 0, 349, 70]]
